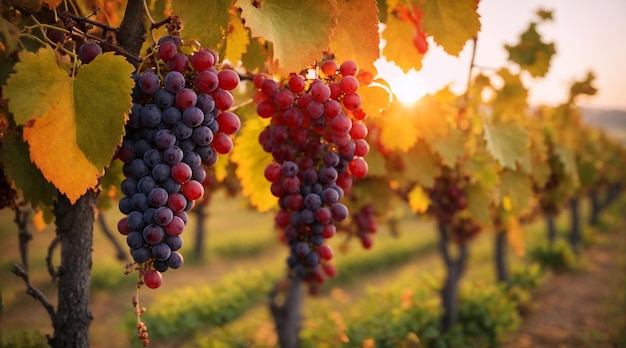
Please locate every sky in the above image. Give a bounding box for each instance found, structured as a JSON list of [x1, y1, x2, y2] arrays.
[[377, 0, 626, 110]]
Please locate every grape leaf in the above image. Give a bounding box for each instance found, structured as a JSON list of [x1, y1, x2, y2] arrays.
[[4, 49, 134, 203], [554, 145, 579, 186], [357, 82, 391, 118], [402, 141, 440, 189], [214, 153, 230, 183], [242, 38, 271, 73], [462, 148, 499, 189], [506, 216, 525, 257], [378, 101, 419, 151], [422, 0, 480, 56], [230, 117, 276, 212], [382, 12, 423, 73], [505, 22, 555, 78], [483, 120, 529, 171], [413, 94, 450, 141], [429, 128, 466, 168], [466, 182, 491, 224], [349, 177, 394, 216], [169, 0, 232, 49], [224, 16, 250, 64], [500, 170, 532, 214], [407, 185, 429, 213], [0, 130, 57, 208], [492, 68, 528, 121], [329, 0, 380, 74], [237, 0, 338, 75]]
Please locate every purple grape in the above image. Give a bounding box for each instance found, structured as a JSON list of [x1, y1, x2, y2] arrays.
[[319, 166, 338, 184], [183, 107, 204, 127], [154, 129, 177, 149], [191, 166, 206, 182], [131, 247, 151, 263], [281, 161, 299, 177], [131, 193, 150, 212], [153, 260, 169, 272], [196, 94, 216, 114], [174, 121, 193, 140], [153, 89, 175, 109], [139, 71, 161, 95], [161, 178, 181, 194], [140, 104, 163, 127], [304, 193, 322, 210], [119, 197, 133, 215], [127, 211, 146, 231], [331, 203, 349, 222], [165, 234, 183, 251], [164, 71, 186, 93], [148, 187, 169, 208], [137, 176, 157, 195], [126, 231, 144, 249], [154, 206, 174, 226], [191, 126, 213, 146], [163, 146, 184, 165], [183, 151, 201, 168], [167, 252, 184, 269], [143, 149, 162, 168], [194, 145, 214, 161], [152, 242, 172, 261], [321, 187, 339, 204], [152, 163, 171, 182], [143, 208, 156, 225], [78, 42, 102, 64], [120, 178, 138, 196], [295, 242, 310, 257], [162, 107, 182, 125], [142, 224, 165, 245], [124, 159, 150, 179], [178, 139, 196, 153]]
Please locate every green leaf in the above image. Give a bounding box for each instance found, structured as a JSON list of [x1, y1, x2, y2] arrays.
[[349, 178, 394, 215], [230, 117, 276, 212], [241, 37, 270, 73], [169, 0, 233, 49], [500, 170, 532, 214], [237, 0, 338, 75], [483, 120, 529, 171], [422, 0, 480, 56], [402, 141, 440, 189], [329, 0, 380, 73], [466, 183, 491, 224], [505, 22, 556, 78], [428, 128, 466, 167], [4, 48, 134, 203], [462, 148, 499, 189], [554, 145, 579, 186], [0, 130, 57, 208]]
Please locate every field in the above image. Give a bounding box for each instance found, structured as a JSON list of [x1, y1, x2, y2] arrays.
[[1, 190, 625, 348]]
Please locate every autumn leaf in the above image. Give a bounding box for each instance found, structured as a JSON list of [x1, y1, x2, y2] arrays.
[[483, 120, 529, 171], [0, 130, 57, 208], [329, 0, 380, 73], [168, 0, 232, 49], [492, 68, 528, 120], [378, 100, 419, 151], [505, 22, 556, 77], [382, 12, 423, 73], [422, 0, 480, 56], [429, 128, 466, 167], [402, 141, 440, 189], [407, 185, 429, 213], [466, 182, 492, 224], [230, 117, 276, 212], [224, 16, 250, 63], [4, 48, 134, 203], [237, 0, 338, 75], [357, 81, 391, 118], [500, 170, 533, 214]]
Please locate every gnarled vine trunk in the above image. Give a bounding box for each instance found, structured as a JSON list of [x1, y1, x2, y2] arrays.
[[49, 191, 96, 348], [269, 276, 303, 348], [438, 220, 468, 333], [495, 229, 509, 283], [569, 197, 581, 254]]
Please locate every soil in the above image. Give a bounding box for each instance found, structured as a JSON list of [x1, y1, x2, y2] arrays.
[[501, 230, 626, 348]]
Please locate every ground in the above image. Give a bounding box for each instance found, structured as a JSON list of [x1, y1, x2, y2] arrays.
[[501, 229, 626, 348]]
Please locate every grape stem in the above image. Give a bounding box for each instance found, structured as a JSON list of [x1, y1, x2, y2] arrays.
[[59, 10, 118, 33]]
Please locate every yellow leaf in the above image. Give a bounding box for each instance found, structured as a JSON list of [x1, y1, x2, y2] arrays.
[[422, 0, 480, 56], [357, 83, 391, 118], [32, 210, 48, 231], [23, 90, 101, 203], [225, 16, 250, 63], [407, 186, 429, 213], [428, 128, 466, 167], [506, 216, 525, 257], [466, 182, 492, 224], [214, 153, 230, 182], [379, 101, 419, 151], [169, 0, 232, 49], [413, 94, 450, 141], [382, 13, 423, 73], [329, 0, 380, 73], [402, 140, 441, 189], [230, 118, 277, 212]]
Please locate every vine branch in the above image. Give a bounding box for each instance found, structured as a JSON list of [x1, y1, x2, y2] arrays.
[[11, 264, 56, 320], [46, 236, 61, 284]]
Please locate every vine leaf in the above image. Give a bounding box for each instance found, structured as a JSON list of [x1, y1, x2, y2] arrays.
[[378, 100, 419, 151], [483, 120, 529, 171], [429, 128, 466, 168], [505, 22, 556, 78], [422, 0, 480, 56], [407, 185, 429, 213], [0, 130, 57, 208], [382, 11, 423, 73], [231, 117, 276, 212], [349, 178, 394, 216], [466, 182, 491, 224], [500, 170, 532, 214], [402, 141, 440, 189], [168, 0, 232, 50], [224, 16, 250, 64], [357, 82, 391, 118], [554, 145, 579, 186], [4, 48, 134, 203], [237, 0, 338, 75], [329, 0, 380, 73]]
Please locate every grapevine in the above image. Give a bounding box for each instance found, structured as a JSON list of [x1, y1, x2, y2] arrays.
[[254, 58, 372, 294]]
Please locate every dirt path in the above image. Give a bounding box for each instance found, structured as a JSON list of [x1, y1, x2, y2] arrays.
[[501, 230, 626, 348]]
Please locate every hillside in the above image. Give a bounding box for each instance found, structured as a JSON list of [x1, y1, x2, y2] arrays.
[[582, 107, 626, 143]]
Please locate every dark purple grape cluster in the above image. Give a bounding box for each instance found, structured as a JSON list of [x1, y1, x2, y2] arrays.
[[351, 204, 377, 249], [116, 35, 241, 289], [427, 168, 479, 243], [254, 59, 373, 293]]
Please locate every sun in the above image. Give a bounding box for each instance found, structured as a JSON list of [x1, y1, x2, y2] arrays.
[[375, 60, 428, 105]]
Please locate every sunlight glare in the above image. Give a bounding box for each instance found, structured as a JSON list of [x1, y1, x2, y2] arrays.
[[389, 73, 428, 105]]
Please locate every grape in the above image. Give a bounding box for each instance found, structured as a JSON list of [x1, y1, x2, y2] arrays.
[[117, 35, 241, 288], [47, 29, 65, 45], [143, 269, 162, 289], [78, 42, 102, 64]]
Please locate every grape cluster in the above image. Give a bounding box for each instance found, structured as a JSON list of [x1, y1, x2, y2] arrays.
[[427, 168, 479, 243], [116, 35, 241, 289], [255, 59, 372, 292], [351, 204, 377, 249]]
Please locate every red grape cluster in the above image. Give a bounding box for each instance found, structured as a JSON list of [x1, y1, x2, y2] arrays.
[[350, 204, 377, 249], [116, 35, 241, 289], [254, 59, 372, 293], [427, 168, 479, 243]]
